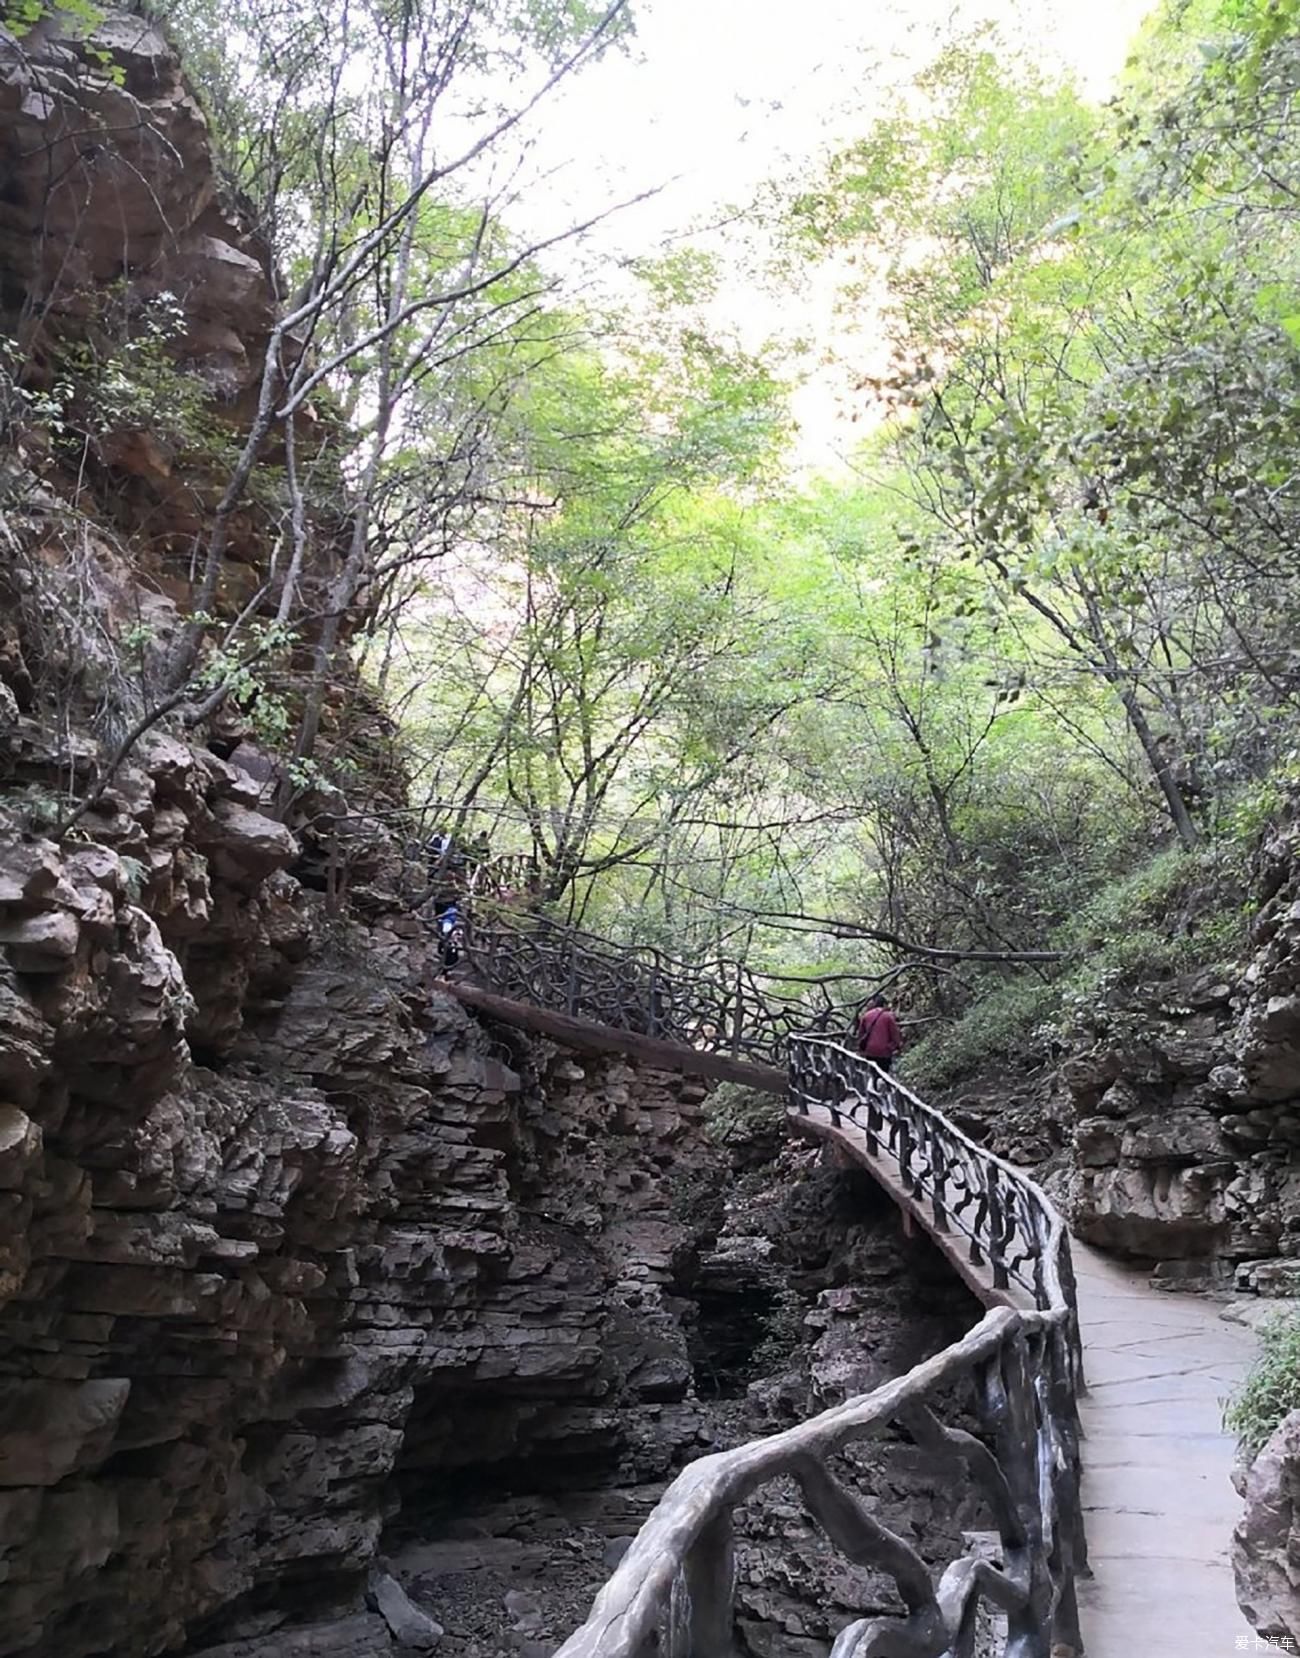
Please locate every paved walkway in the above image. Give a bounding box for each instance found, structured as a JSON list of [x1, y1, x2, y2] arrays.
[[1073, 1244, 1255, 1658]]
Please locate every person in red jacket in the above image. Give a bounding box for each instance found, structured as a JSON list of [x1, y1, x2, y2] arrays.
[[855, 993, 903, 1072]]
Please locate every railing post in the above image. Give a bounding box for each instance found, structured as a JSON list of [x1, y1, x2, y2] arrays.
[[789, 1043, 807, 1114], [987, 1167, 1009, 1291], [681, 1511, 736, 1658], [897, 1114, 913, 1189], [729, 959, 744, 1059], [930, 1128, 949, 1231], [865, 1079, 882, 1157], [648, 951, 661, 1038]]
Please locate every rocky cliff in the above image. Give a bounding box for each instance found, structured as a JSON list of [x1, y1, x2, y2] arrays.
[[0, 15, 978, 1658], [1233, 1408, 1300, 1652], [0, 13, 715, 1652], [0, 781, 977, 1658], [0, 767, 738, 1658], [1066, 818, 1300, 1281], [941, 818, 1300, 1288]]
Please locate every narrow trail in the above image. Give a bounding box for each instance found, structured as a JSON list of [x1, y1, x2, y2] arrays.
[[1072, 1246, 1254, 1658], [798, 1095, 1258, 1657]]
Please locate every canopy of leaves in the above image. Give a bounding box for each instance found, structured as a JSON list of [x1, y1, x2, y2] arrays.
[[385, 0, 1300, 1055], [17, 0, 1299, 1068]]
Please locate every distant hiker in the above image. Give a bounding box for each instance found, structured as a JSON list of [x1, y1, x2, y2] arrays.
[[426, 830, 457, 881], [464, 829, 490, 873], [855, 993, 903, 1073], [435, 900, 462, 967]]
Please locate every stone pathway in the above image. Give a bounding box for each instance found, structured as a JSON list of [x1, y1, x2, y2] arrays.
[[1073, 1244, 1256, 1658]]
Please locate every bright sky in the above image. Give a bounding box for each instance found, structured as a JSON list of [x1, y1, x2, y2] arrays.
[[506, 0, 1155, 471], [533, 0, 1149, 253]]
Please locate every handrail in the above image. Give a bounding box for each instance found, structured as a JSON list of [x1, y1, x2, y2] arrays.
[[460, 912, 859, 1069], [787, 1035, 1078, 1318], [552, 1036, 1086, 1658]]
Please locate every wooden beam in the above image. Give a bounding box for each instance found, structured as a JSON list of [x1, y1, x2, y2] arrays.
[[433, 978, 787, 1095]]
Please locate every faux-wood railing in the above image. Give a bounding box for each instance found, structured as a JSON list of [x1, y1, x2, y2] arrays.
[[461, 912, 853, 1070], [552, 1035, 1087, 1658]]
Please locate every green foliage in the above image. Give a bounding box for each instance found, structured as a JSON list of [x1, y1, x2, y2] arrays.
[[3, 0, 102, 38], [907, 839, 1251, 1090], [905, 975, 1062, 1093], [1225, 1307, 1300, 1455], [703, 1083, 783, 1146], [53, 291, 217, 450], [748, 1281, 809, 1379], [773, 3, 1300, 883], [13, 0, 1291, 1083], [117, 855, 148, 904], [196, 622, 298, 749], [1220, 763, 1300, 846], [388, 276, 801, 912], [0, 336, 73, 439], [7, 785, 67, 834], [822, 34, 1093, 336], [161, 0, 633, 256], [2, 1, 122, 80]]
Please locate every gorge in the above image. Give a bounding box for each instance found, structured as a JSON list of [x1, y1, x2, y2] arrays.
[[3, 4, 1300, 1656]]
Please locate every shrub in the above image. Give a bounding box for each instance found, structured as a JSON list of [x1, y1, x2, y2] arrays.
[[905, 840, 1251, 1091], [704, 1081, 783, 1144], [1224, 1306, 1300, 1456], [905, 974, 1061, 1092]]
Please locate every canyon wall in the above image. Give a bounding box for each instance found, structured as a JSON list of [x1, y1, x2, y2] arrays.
[[0, 14, 720, 1652], [0, 768, 735, 1657], [943, 818, 1300, 1285], [1059, 821, 1300, 1275], [0, 17, 980, 1657]]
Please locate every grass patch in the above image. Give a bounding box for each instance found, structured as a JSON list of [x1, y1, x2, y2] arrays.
[[1224, 1307, 1300, 1456], [905, 975, 1062, 1092], [905, 841, 1250, 1092], [703, 1081, 784, 1145]]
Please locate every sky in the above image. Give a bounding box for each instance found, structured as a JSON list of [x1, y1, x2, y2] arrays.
[[502, 0, 1156, 472], [529, 0, 1151, 257]]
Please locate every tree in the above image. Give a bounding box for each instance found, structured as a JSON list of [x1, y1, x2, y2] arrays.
[[787, 9, 1300, 850], [4, 0, 638, 822], [390, 288, 822, 911]]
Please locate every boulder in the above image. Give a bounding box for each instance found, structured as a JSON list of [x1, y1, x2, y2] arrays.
[[367, 1569, 443, 1650], [0, 972, 51, 1103], [0, 1104, 40, 1190], [0, 908, 80, 969], [1233, 1408, 1300, 1650], [0, 840, 62, 906], [0, 1378, 131, 1485], [204, 801, 297, 885], [1070, 1162, 1229, 1258], [1074, 1118, 1120, 1167], [1119, 1108, 1227, 1164]]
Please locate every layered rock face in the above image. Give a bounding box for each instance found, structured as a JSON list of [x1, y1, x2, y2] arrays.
[[0, 17, 734, 1653], [0, 6, 347, 664], [940, 821, 1300, 1276], [1234, 1409, 1300, 1650], [1056, 821, 1300, 1274], [372, 1148, 983, 1658], [0, 770, 977, 1658], [0, 756, 736, 1657]]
